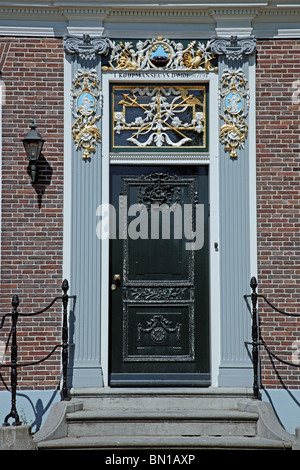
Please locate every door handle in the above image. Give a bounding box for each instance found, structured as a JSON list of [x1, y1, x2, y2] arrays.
[[111, 274, 121, 291]]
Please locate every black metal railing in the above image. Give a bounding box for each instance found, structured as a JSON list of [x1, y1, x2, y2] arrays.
[[245, 276, 300, 400], [0, 279, 75, 426]]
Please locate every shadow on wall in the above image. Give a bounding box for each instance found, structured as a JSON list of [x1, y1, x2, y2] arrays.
[[67, 304, 76, 390], [27, 153, 53, 209], [262, 388, 300, 435], [0, 388, 60, 432]]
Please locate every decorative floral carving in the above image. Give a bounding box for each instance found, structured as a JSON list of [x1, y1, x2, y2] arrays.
[[112, 85, 206, 150], [136, 172, 180, 208], [102, 37, 217, 71], [130, 286, 187, 301], [71, 69, 102, 159], [138, 315, 181, 344], [219, 68, 250, 158]]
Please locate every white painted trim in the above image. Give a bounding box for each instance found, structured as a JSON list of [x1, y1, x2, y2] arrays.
[[61, 55, 73, 390], [0, 26, 66, 37], [0, 5, 300, 38], [1, 25, 300, 39], [100, 91, 110, 384], [110, 153, 210, 165], [208, 72, 221, 387], [100, 70, 221, 387], [63, 56, 72, 288], [248, 54, 257, 283], [0, 78, 2, 295], [211, 8, 258, 36]]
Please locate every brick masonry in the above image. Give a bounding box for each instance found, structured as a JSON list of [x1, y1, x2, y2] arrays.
[[0, 37, 299, 391], [256, 39, 300, 388], [0, 38, 64, 390]]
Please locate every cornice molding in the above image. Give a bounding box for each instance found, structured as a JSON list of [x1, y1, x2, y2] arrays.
[[0, 3, 299, 38], [210, 8, 259, 15], [0, 5, 300, 18], [0, 4, 300, 17], [108, 9, 210, 17]]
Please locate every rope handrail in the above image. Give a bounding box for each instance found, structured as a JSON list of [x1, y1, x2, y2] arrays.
[[244, 293, 300, 317], [260, 339, 300, 369], [257, 294, 300, 317], [0, 344, 63, 369]]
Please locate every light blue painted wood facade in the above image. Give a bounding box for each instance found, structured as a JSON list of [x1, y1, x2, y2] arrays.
[[65, 35, 256, 389], [66, 48, 105, 387], [217, 51, 255, 386]]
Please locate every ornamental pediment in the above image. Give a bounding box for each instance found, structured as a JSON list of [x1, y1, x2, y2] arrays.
[[101, 37, 218, 72]]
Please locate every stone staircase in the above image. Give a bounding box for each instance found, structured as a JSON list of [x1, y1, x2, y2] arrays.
[[33, 388, 294, 450]]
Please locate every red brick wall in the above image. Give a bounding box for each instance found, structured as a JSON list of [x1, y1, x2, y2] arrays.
[[1, 36, 299, 392], [256, 39, 300, 388], [0, 38, 64, 390]]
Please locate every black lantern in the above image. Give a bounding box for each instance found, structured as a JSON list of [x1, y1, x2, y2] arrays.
[[22, 120, 46, 184]]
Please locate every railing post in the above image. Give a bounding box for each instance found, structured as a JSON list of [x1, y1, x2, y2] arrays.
[[3, 294, 22, 426], [250, 276, 261, 400], [61, 279, 70, 401]]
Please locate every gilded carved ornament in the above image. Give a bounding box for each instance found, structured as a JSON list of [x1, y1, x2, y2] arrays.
[[219, 69, 250, 159], [102, 37, 217, 72], [112, 84, 206, 150], [71, 69, 102, 160], [66, 35, 256, 160]]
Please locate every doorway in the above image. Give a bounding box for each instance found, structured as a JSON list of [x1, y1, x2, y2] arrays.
[[109, 165, 210, 386]]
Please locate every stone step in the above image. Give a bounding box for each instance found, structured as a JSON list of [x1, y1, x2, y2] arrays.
[[66, 408, 258, 438], [33, 390, 295, 450], [37, 434, 292, 450], [70, 387, 253, 411]]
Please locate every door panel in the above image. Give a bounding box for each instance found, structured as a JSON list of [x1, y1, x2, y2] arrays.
[[109, 165, 210, 386]]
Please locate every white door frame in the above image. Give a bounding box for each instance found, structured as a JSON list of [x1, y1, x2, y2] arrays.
[[100, 70, 220, 387]]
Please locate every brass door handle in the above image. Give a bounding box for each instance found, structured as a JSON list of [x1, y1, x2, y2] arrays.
[[111, 274, 121, 291]]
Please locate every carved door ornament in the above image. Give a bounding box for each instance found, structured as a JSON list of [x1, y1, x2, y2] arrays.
[[138, 315, 182, 345], [136, 172, 181, 208]]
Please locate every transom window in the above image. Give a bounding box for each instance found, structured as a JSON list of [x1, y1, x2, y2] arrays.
[[111, 83, 208, 152]]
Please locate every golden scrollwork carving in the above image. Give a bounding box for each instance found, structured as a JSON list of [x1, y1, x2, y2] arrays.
[[219, 69, 250, 159], [112, 84, 206, 150], [71, 69, 102, 159]]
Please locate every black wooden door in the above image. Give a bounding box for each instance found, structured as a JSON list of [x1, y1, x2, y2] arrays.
[[109, 165, 209, 386]]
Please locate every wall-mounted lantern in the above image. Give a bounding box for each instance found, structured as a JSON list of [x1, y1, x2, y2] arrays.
[[22, 120, 46, 184]]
